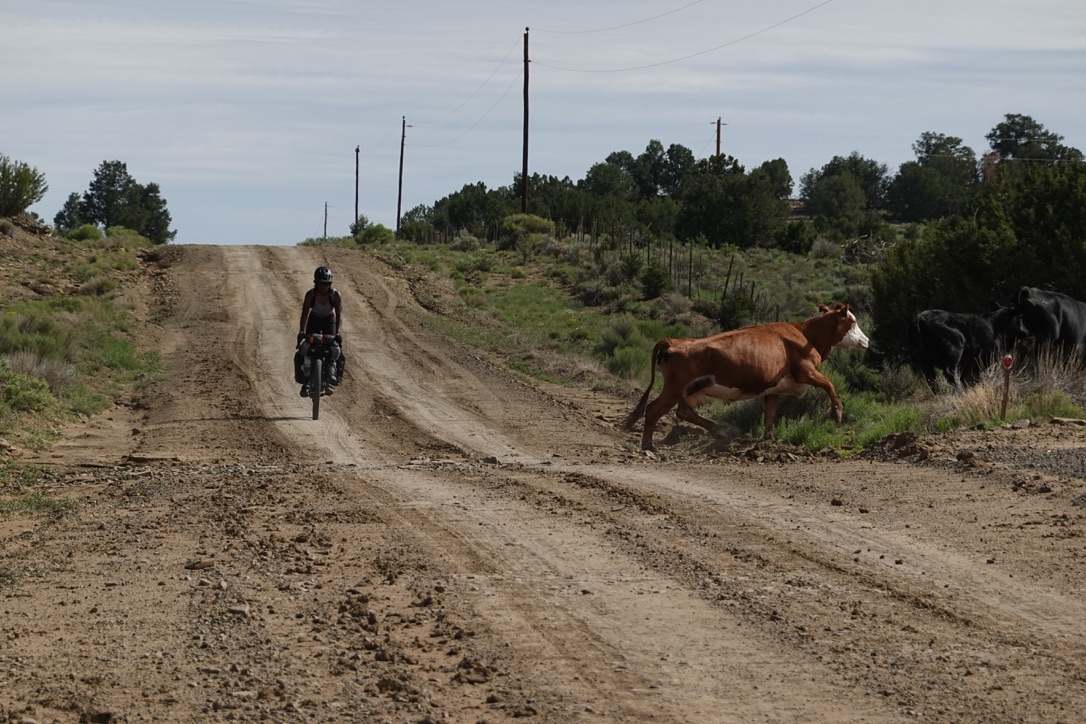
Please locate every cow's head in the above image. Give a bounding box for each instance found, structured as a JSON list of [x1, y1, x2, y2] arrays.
[[991, 304, 1031, 350], [819, 303, 870, 350]]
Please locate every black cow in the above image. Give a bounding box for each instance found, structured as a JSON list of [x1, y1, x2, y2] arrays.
[[909, 306, 1025, 392], [1014, 286, 1086, 357]]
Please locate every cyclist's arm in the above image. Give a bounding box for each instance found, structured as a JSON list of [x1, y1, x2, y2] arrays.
[[298, 289, 313, 333], [333, 290, 343, 336]]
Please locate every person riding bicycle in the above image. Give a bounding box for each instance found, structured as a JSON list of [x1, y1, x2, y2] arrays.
[[295, 266, 343, 397]]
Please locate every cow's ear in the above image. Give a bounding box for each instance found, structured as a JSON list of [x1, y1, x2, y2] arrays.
[[818, 304, 830, 313]]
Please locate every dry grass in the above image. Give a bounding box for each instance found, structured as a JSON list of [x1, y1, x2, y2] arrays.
[[5, 350, 77, 392], [934, 345, 1086, 426]]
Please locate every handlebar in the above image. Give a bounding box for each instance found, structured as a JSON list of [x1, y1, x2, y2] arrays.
[[307, 333, 340, 346]]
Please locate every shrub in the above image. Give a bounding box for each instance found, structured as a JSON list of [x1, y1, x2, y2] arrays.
[[595, 314, 643, 357], [0, 361, 54, 413], [809, 238, 843, 260], [874, 363, 922, 403], [450, 231, 482, 251], [457, 285, 488, 308], [639, 262, 672, 300], [1014, 390, 1082, 420], [825, 349, 878, 392], [5, 351, 77, 392], [68, 223, 103, 241], [605, 345, 645, 379], [79, 276, 119, 296], [356, 223, 395, 245], [0, 155, 48, 217], [500, 213, 554, 239], [712, 295, 758, 331]]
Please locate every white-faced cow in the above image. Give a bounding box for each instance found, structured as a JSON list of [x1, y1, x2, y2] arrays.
[[1013, 286, 1086, 357], [908, 305, 1026, 393], [622, 304, 870, 452]]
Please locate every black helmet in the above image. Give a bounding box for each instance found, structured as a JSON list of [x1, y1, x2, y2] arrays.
[[314, 266, 333, 284]]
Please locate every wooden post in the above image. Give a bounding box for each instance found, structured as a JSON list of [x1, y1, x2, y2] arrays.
[[1001, 354, 1013, 420], [521, 27, 530, 213]]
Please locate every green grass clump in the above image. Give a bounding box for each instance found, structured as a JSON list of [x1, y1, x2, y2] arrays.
[[0, 462, 72, 521], [0, 489, 75, 518]]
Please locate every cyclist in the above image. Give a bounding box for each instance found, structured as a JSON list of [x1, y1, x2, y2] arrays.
[[295, 266, 343, 397]]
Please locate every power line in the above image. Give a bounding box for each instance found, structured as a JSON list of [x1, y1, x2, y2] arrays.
[[409, 69, 524, 148], [533, 0, 707, 34], [413, 38, 521, 125], [534, 0, 837, 73]]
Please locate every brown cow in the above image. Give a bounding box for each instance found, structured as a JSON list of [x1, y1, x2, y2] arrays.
[[622, 304, 870, 451]]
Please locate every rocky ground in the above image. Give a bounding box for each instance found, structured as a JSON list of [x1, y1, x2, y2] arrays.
[[1, 240, 1085, 723]]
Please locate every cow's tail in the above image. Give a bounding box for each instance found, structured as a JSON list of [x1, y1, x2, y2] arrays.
[[621, 340, 672, 431]]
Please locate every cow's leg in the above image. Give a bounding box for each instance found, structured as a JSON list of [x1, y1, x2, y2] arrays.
[[641, 390, 684, 452], [939, 330, 967, 392], [940, 341, 964, 390], [762, 394, 780, 439], [919, 361, 939, 395], [676, 400, 717, 432], [796, 367, 844, 423]]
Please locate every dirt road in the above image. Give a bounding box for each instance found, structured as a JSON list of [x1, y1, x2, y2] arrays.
[[3, 244, 1086, 722]]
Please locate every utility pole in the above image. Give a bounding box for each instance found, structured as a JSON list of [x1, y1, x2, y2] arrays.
[[715, 117, 726, 157], [323, 202, 328, 241], [521, 27, 529, 213], [397, 116, 411, 233], [354, 145, 359, 228]]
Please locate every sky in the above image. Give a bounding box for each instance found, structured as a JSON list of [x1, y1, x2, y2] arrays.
[[4, 0, 1085, 246]]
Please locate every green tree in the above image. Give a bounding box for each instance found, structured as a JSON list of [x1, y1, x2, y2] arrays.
[[632, 140, 666, 199], [800, 153, 890, 241], [659, 144, 696, 197], [432, 182, 516, 241], [0, 154, 48, 217], [887, 132, 978, 222], [83, 160, 135, 230], [800, 152, 889, 212], [524, 173, 593, 238], [805, 173, 866, 220], [53, 192, 85, 235], [79, 160, 175, 244], [758, 158, 793, 199], [132, 182, 175, 244], [580, 160, 636, 200], [985, 113, 1084, 165], [981, 163, 1086, 295], [675, 155, 789, 249], [914, 132, 978, 184], [635, 196, 679, 239]]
